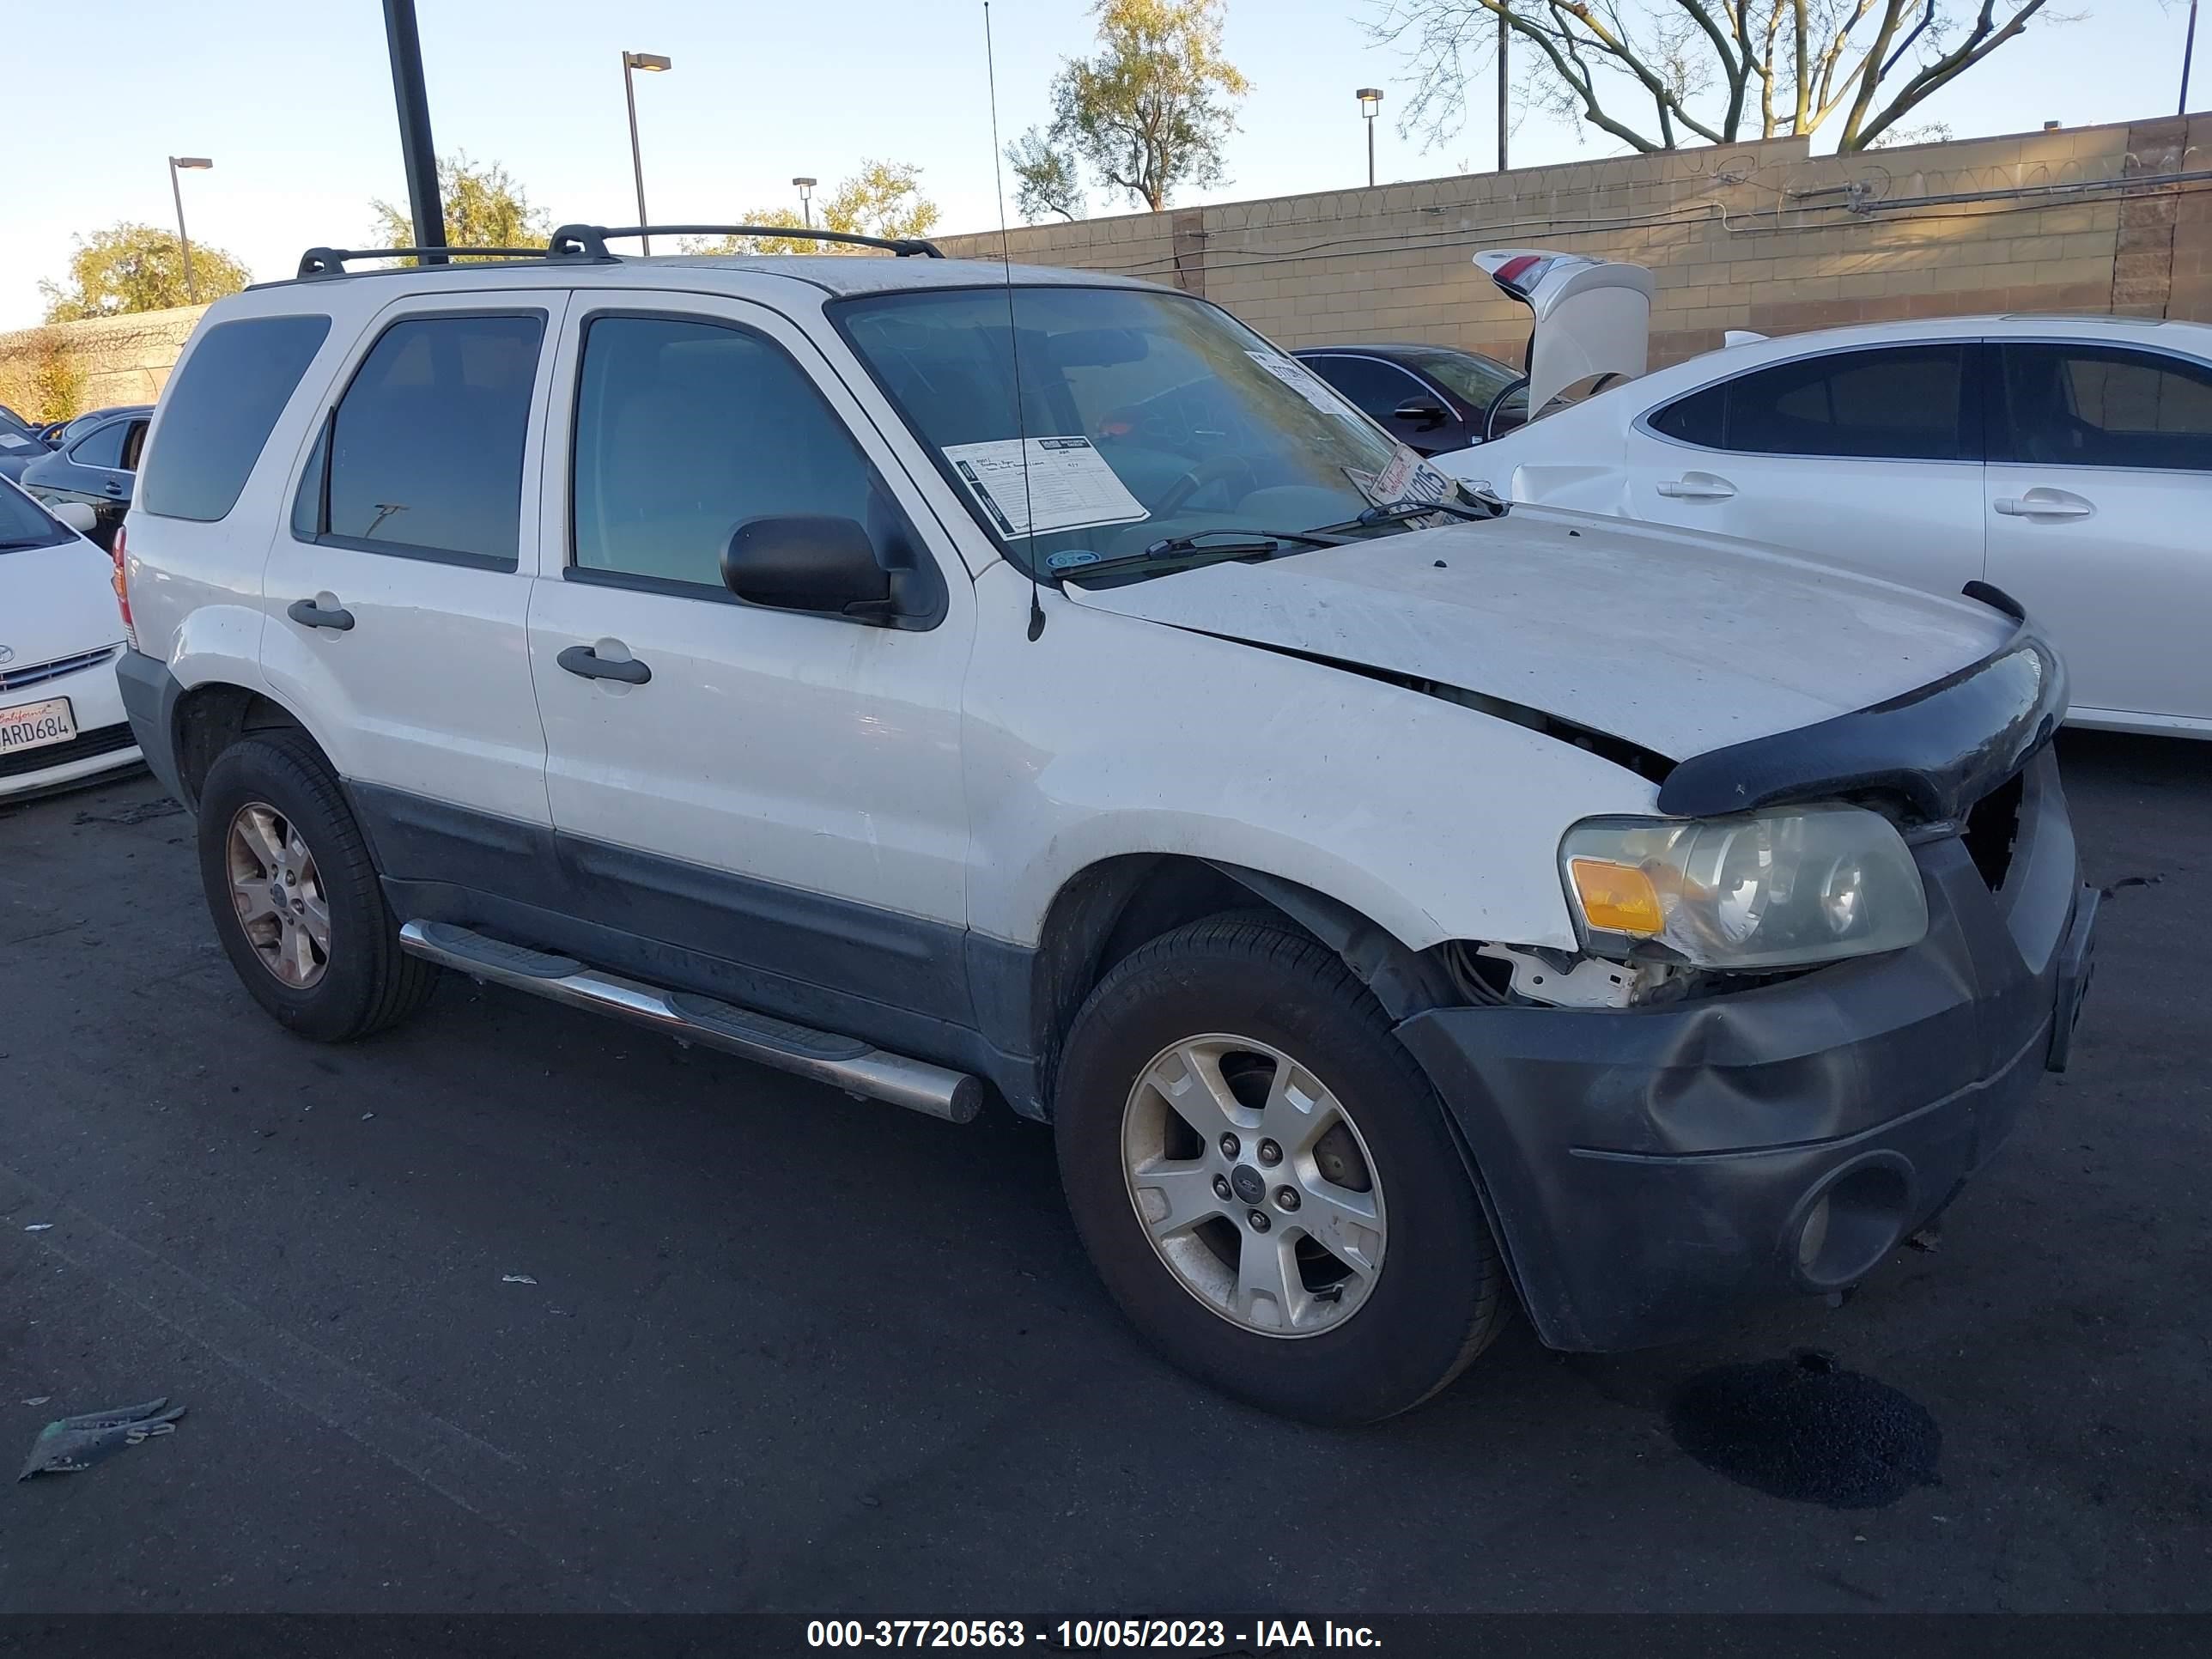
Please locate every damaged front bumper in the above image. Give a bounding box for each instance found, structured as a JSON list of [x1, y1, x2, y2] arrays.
[[1398, 744, 2094, 1353]]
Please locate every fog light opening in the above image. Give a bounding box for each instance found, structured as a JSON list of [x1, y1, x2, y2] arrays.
[[1791, 1160, 1912, 1291]]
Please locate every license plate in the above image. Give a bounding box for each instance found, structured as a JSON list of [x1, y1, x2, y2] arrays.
[[0, 696, 76, 757]]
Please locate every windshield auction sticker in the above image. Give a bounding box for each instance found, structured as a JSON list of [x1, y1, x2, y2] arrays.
[[1244, 349, 1358, 418], [944, 437, 1149, 538]]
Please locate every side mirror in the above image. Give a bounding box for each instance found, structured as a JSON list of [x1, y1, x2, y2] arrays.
[[1391, 396, 1450, 432], [50, 501, 99, 535], [722, 515, 894, 620]]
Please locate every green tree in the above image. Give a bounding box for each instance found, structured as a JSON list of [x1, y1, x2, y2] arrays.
[[0, 327, 86, 422], [1016, 0, 1250, 217], [369, 154, 550, 260], [685, 161, 942, 255], [1006, 129, 1086, 222], [823, 160, 944, 241], [1370, 0, 2054, 155], [39, 224, 251, 322]]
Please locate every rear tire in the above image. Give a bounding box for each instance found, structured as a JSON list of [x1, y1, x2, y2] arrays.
[[197, 731, 437, 1042], [1054, 914, 1507, 1425]]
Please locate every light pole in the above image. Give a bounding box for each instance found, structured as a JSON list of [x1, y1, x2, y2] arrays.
[[2184, 0, 2199, 117], [621, 51, 672, 253], [167, 156, 212, 303], [1357, 88, 1382, 188], [793, 176, 817, 228]]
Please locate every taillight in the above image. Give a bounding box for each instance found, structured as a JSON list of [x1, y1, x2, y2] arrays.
[[111, 524, 137, 650]]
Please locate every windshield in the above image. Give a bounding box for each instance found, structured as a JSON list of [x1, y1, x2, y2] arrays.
[[0, 480, 70, 550], [1401, 347, 1521, 412], [835, 284, 1461, 577]]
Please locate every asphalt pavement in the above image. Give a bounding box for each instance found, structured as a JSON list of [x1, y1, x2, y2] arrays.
[[0, 730, 2206, 1614]]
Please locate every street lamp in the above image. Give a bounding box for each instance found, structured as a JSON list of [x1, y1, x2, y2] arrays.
[[620, 50, 672, 253], [1356, 88, 1382, 189], [793, 176, 817, 229], [167, 156, 213, 303]]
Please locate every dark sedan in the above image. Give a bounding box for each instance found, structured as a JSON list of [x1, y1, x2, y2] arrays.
[[17, 404, 152, 550], [1292, 343, 1527, 455]]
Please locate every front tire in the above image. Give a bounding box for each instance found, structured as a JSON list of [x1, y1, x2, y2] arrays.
[[1054, 915, 1508, 1425], [197, 730, 437, 1042]]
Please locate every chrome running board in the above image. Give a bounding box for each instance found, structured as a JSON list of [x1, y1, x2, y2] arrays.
[[398, 920, 981, 1123]]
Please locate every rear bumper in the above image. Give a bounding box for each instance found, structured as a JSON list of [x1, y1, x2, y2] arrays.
[[1399, 746, 2093, 1352], [115, 647, 188, 805]]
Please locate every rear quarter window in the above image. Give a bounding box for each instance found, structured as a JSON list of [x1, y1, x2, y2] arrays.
[[140, 314, 332, 522]]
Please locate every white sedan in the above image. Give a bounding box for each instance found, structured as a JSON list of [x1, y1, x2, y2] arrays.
[[1435, 256, 2212, 738], [1, 477, 143, 801]]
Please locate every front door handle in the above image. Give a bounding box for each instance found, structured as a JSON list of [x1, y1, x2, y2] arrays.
[[287, 596, 355, 632], [1656, 472, 1736, 501], [1994, 490, 2094, 520], [102, 481, 125, 496], [557, 643, 652, 685]]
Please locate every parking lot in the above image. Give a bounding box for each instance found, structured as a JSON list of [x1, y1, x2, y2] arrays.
[[0, 728, 2205, 1615]]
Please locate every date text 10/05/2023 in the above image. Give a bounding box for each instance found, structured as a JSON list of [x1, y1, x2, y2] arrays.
[[805, 1619, 1383, 1649]]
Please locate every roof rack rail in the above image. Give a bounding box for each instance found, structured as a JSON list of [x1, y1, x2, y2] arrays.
[[545, 223, 946, 260], [295, 246, 556, 278]]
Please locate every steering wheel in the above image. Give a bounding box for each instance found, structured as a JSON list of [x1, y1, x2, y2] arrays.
[[1480, 375, 1530, 443], [1151, 453, 1263, 518]]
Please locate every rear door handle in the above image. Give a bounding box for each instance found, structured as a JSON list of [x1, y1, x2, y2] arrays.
[[1656, 472, 1736, 501], [1994, 490, 2094, 520], [557, 643, 652, 685], [287, 596, 355, 632], [102, 481, 125, 496]]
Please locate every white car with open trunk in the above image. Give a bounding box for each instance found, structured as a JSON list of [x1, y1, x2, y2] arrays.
[[112, 224, 2094, 1422], [1435, 251, 2212, 737]]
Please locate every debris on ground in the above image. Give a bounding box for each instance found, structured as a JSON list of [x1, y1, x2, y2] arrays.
[[22, 1223, 54, 1232], [501, 1274, 538, 1285], [71, 798, 185, 827], [18, 1398, 186, 1480], [21, 1397, 50, 1407]]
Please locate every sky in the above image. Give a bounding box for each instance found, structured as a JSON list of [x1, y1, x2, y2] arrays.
[[2, 0, 2195, 331]]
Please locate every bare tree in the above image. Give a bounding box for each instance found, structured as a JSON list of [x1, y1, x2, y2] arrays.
[[1370, 0, 2054, 154]]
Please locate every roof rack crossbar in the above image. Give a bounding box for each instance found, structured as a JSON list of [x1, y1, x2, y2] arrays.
[[295, 246, 556, 278], [546, 223, 946, 260]]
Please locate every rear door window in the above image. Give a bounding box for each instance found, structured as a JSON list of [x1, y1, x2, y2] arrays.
[[68, 420, 131, 470], [140, 314, 331, 521], [1995, 343, 2212, 471], [1650, 345, 1975, 461], [296, 312, 544, 567]]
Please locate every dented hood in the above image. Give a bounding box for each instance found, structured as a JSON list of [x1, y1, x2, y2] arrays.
[[1059, 506, 2017, 761]]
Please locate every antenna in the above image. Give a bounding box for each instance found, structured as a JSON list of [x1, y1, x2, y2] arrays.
[[984, 0, 1046, 641]]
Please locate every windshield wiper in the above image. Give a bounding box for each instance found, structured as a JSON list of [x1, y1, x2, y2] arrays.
[[1310, 495, 1501, 537], [1050, 526, 1347, 583]]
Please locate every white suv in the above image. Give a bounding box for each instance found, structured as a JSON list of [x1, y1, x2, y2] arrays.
[[114, 226, 2095, 1423]]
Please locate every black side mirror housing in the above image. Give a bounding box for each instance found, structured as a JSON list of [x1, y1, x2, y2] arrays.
[[1391, 396, 1450, 431], [722, 515, 896, 620]]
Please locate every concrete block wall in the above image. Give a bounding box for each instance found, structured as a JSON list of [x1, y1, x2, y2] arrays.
[[939, 113, 2209, 366], [0, 303, 205, 420]]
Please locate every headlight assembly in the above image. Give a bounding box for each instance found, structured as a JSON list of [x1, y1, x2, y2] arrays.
[[1560, 805, 1928, 970]]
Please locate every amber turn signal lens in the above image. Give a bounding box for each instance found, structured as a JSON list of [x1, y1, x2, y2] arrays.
[[1568, 857, 1665, 935]]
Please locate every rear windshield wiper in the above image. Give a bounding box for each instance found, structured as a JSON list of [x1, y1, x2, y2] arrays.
[[1049, 526, 1347, 583]]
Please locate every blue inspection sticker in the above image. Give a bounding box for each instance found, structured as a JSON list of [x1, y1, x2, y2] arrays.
[[1047, 550, 1104, 571]]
